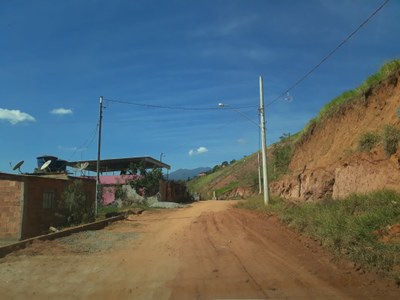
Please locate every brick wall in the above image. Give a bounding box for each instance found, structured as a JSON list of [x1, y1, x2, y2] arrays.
[[0, 175, 23, 239], [0, 173, 95, 240], [21, 176, 95, 239]]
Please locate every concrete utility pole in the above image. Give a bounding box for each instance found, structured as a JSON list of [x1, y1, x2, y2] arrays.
[[259, 76, 270, 205], [95, 96, 103, 217], [258, 151, 262, 194]]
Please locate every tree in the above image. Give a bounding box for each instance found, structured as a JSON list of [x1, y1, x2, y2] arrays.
[[212, 165, 220, 173], [128, 162, 164, 197]]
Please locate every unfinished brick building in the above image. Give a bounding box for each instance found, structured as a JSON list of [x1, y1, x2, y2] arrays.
[[0, 173, 95, 241]]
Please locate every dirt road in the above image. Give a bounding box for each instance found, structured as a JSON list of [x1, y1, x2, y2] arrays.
[[0, 200, 398, 299]]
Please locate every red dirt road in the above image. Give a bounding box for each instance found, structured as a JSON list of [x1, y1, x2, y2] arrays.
[[0, 200, 398, 299]]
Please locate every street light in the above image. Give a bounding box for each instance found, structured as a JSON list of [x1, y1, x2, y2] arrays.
[[218, 93, 270, 205]]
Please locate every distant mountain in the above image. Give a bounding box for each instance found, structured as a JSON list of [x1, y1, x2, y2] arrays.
[[168, 167, 211, 181]]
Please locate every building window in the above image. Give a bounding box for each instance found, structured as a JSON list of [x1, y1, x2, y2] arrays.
[[43, 191, 56, 210]]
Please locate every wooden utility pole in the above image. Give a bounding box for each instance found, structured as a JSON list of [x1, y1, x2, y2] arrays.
[[95, 96, 103, 217]]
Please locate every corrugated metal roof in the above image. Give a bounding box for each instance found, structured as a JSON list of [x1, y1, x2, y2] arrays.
[[67, 156, 170, 173]]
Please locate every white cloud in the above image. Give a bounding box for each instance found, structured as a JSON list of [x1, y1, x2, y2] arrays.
[[189, 146, 209, 156], [58, 145, 86, 152], [197, 146, 208, 154], [237, 138, 246, 145], [0, 108, 35, 124], [50, 108, 73, 115]]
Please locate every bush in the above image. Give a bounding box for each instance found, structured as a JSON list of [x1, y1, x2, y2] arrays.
[[358, 131, 380, 151], [383, 125, 400, 156], [64, 180, 94, 225], [128, 162, 164, 197]]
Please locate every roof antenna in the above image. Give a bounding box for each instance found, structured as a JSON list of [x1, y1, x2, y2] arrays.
[[11, 160, 25, 174], [40, 160, 52, 172]]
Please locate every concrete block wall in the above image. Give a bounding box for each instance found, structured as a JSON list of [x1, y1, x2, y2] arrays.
[[0, 175, 23, 239]]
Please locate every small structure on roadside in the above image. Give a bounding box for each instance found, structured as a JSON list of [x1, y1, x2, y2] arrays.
[[67, 156, 175, 205]]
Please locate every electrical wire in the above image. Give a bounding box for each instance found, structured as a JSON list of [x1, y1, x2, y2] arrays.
[[67, 122, 99, 160], [266, 0, 390, 107], [105, 98, 257, 111]]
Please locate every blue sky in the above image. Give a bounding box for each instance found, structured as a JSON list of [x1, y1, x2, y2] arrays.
[[1, 0, 399, 174]]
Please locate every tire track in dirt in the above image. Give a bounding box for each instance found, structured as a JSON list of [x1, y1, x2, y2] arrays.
[[0, 201, 398, 300], [168, 206, 399, 300]]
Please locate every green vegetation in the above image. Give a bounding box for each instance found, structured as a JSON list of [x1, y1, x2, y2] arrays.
[[383, 125, 400, 156], [128, 162, 164, 197], [97, 205, 122, 219], [358, 131, 380, 151], [188, 60, 400, 199], [269, 133, 296, 181], [187, 154, 259, 199], [215, 181, 240, 197], [63, 180, 94, 225], [237, 190, 400, 280], [357, 125, 400, 156], [298, 59, 400, 144]]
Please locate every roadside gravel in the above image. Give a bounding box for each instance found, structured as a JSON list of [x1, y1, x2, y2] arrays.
[[57, 230, 139, 254]]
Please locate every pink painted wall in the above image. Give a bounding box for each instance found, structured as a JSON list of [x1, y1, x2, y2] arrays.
[[85, 175, 140, 205]]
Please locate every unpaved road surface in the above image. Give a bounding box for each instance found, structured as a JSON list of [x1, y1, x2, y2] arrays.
[[0, 200, 398, 299]]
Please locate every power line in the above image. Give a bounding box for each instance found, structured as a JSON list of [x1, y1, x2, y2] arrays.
[[266, 0, 390, 107], [105, 98, 256, 111], [67, 122, 99, 160]]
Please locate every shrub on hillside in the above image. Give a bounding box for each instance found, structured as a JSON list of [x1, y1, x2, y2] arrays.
[[358, 131, 380, 152], [383, 125, 400, 156]]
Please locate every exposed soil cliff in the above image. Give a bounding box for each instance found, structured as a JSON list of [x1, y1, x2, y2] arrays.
[[270, 69, 400, 201]]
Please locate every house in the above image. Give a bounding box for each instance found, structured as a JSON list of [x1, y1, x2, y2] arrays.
[[68, 156, 171, 205], [0, 172, 95, 240]]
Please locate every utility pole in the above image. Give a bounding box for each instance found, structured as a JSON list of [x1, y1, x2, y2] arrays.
[[258, 151, 262, 194], [95, 96, 103, 217], [259, 76, 270, 205]]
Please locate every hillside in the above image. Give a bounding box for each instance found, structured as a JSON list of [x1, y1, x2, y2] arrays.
[[168, 167, 211, 181], [189, 59, 400, 201], [187, 154, 260, 199]]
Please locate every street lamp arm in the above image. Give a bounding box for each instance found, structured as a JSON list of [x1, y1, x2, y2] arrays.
[[218, 103, 259, 128]]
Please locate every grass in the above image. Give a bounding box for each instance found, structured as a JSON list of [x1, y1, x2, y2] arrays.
[[269, 140, 295, 181], [97, 206, 122, 219], [215, 181, 240, 197], [297, 59, 400, 145], [187, 153, 259, 199], [237, 190, 400, 281]]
